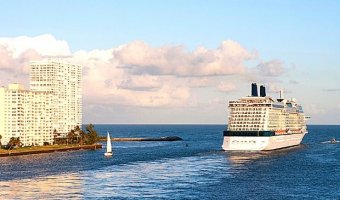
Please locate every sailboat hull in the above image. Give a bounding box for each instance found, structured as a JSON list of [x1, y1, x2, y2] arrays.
[[104, 152, 112, 156]]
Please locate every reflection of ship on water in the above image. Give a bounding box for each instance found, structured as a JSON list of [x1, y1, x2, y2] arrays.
[[225, 145, 305, 165], [227, 152, 266, 165]]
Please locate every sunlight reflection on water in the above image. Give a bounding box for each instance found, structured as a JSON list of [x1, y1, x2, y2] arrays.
[[0, 173, 83, 200], [0, 154, 230, 199]]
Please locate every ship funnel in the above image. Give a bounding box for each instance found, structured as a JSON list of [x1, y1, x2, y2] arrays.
[[260, 85, 266, 97], [251, 83, 258, 96]]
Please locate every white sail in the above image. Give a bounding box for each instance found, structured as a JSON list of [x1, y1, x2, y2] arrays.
[[104, 132, 113, 156], [106, 132, 112, 153]]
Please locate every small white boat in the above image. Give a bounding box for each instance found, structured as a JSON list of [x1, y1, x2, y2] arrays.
[[104, 132, 113, 157], [322, 138, 340, 144]]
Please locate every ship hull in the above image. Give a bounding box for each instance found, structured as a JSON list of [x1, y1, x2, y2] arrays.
[[222, 132, 306, 151]]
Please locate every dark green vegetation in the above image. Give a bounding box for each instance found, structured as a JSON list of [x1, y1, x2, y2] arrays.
[[0, 124, 101, 156], [6, 137, 23, 149], [1, 124, 100, 149], [54, 124, 99, 145]]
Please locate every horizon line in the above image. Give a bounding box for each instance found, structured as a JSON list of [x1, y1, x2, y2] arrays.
[[82, 123, 339, 126]]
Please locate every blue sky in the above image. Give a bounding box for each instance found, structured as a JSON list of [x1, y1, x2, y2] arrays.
[[1, 1, 340, 124]]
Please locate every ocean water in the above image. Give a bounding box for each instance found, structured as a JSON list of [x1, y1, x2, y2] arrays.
[[0, 125, 339, 199]]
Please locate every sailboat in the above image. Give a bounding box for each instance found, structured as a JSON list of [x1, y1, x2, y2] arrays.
[[104, 132, 113, 157]]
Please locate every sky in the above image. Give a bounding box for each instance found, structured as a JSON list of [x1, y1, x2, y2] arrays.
[[0, 0, 339, 124]]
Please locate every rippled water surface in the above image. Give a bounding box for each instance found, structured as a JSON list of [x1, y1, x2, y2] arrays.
[[0, 125, 339, 199]]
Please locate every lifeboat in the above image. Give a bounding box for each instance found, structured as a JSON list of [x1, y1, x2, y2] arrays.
[[275, 130, 286, 135]]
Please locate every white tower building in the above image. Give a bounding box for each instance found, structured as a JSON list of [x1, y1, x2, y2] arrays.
[[29, 60, 82, 135]]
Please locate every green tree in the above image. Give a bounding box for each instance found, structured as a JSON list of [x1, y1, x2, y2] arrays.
[[7, 137, 22, 149], [74, 125, 81, 133], [85, 124, 99, 145], [67, 129, 76, 145], [79, 129, 85, 145], [0, 135, 2, 149], [53, 129, 58, 145], [74, 125, 83, 144]]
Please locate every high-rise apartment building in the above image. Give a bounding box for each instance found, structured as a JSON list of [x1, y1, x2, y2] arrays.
[[0, 84, 53, 146], [29, 60, 82, 135], [0, 59, 82, 147]]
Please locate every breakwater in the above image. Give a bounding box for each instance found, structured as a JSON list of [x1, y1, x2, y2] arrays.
[[100, 136, 183, 142]]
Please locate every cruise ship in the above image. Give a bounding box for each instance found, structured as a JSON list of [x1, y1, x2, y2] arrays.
[[222, 83, 308, 151]]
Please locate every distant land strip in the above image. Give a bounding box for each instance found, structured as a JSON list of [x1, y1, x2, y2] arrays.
[[100, 136, 183, 142], [0, 144, 102, 157]]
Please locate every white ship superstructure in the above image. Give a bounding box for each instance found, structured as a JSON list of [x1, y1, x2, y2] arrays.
[[222, 83, 308, 151]]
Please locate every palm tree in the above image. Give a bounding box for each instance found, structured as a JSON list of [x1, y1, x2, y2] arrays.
[[7, 137, 22, 149], [74, 126, 82, 144], [68, 129, 79, 145], [67, 130, 72, 145], [53, 129, 58, 144], [85, 124, 99, 144]]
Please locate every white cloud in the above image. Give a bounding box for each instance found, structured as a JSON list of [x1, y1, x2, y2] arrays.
[[132, 86, 190, 107], [0, 34, 70, 86], [0, 45, 16, 70], [337, 103, 340, 109], [257, 60, 286, 77], [70, 39, 259, 108], [266, 84, 283, 93], [113, 40, 255, 77], [289, 80, 299, 84], [66, 47, 190, 107], [210, 97, 225, 105], [323, 88, 340, 92], [117, 75, 162, 91], [185, 77, 214, 88], [0, 46, 41, 73], [305, 104, 326, 115], [0, 34, 290, 112], [84, 83, 191, 108], [0, 45, 42, 86], [0, 34, 70, 57], [217, 82, 236, 92]]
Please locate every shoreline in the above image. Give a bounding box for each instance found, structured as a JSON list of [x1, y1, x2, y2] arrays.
[[0, 144, 102, 157]]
